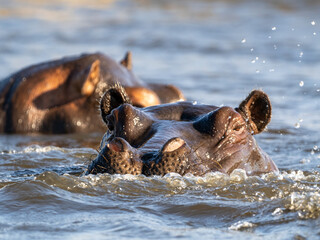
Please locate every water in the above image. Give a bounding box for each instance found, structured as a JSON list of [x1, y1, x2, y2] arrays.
[[0, 0, 320, 239]]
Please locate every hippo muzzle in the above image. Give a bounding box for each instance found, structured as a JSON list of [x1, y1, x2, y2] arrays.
[[86, 87, 278, 176]]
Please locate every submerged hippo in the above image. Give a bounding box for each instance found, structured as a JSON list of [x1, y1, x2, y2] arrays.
[[86, 86, 278, 176], [0, 52, 184, 133]]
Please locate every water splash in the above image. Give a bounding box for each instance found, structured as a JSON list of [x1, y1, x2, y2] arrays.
[[1, 145, 65, 154], [272, 207, 284, 216], [299, 52, 304, 58], [285, 192, 320, 219], [229, 221, 256, 231], [299, 81, 304, 87]]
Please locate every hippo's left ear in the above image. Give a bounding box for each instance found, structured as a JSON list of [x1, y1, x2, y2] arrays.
[[100, 84, 132, 124], [236, 90, 272, 135]]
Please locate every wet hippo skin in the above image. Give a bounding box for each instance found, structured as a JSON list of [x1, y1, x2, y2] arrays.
[[0, 52, 185, 133], [87, 86, 278, 176]]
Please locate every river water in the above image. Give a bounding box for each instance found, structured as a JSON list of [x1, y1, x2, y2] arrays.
[[0, 0, 320, 239]]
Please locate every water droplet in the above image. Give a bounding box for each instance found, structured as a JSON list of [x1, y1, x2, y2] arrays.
[[311, 21, 316, 26], [294, 122, 300, 128], [299, 52, 304, 58], [300, 158, 310, 163], [241, 38, 246, 43], [292, 28, 295, 31], [269, 69, 275, 72], [250, 48, 254, 52], [273, 45, 277, 50], [76, 121, 82, 126], [262, 60, 266, 64], [251, 59, 256, 63], [314, 145, 318, 150], [255, 57, 259, 60], [313, 32, 317, 36], [272, 208, 283, 216], [268, 36, 272, 39], [297, 43, 301, 47], [256, 70, 260, 74], [317, 89, 320, 92], [133, 117, 140, 125], [272, 26, 277, 31], [299, 81, 304, 87]]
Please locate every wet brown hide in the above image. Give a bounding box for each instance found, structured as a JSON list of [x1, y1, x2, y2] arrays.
[[87, 87, 278, 176], [0, 52, 185, 133]]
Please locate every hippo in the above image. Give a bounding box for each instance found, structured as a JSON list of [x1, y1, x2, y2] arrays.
[[86, 86, 278, 176], [0, 52, 184, 133]]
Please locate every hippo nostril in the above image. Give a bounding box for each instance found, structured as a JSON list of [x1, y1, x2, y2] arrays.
[[107, 137, 132, 153], [162, 137, 186, 153]]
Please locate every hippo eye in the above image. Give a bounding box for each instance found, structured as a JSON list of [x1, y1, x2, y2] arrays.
[[233, 124, 245, 134]]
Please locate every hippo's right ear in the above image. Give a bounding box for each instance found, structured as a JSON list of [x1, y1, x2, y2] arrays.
[[100, 84, 132, 124], [236, 90, 272, 135], [120, 51, 132, 70]]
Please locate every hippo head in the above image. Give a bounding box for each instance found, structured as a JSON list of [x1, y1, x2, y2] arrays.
[[86, 86, 278, 176], [32, 51, 185, 110], [1, 51, 185, 133]]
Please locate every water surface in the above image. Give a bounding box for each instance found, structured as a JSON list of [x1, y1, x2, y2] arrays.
[[0, 0, 320, 239]]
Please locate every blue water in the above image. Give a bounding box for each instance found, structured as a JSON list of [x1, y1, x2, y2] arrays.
[[0, 0, 320, 239]]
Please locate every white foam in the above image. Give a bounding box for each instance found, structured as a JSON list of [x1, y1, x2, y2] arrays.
[[285, 192, 320, 219], [229, 221, 256, 231]]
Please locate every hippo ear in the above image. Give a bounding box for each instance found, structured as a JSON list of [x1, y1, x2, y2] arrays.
[[236, 90, 272, 134], [80, 59, 100, 96], [120, 51, 132, 70], [124, 86, 161, 107], [100, 84, 132, 124]]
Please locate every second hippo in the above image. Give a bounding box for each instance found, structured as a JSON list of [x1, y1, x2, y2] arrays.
[[0, 52, 184, 133]]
